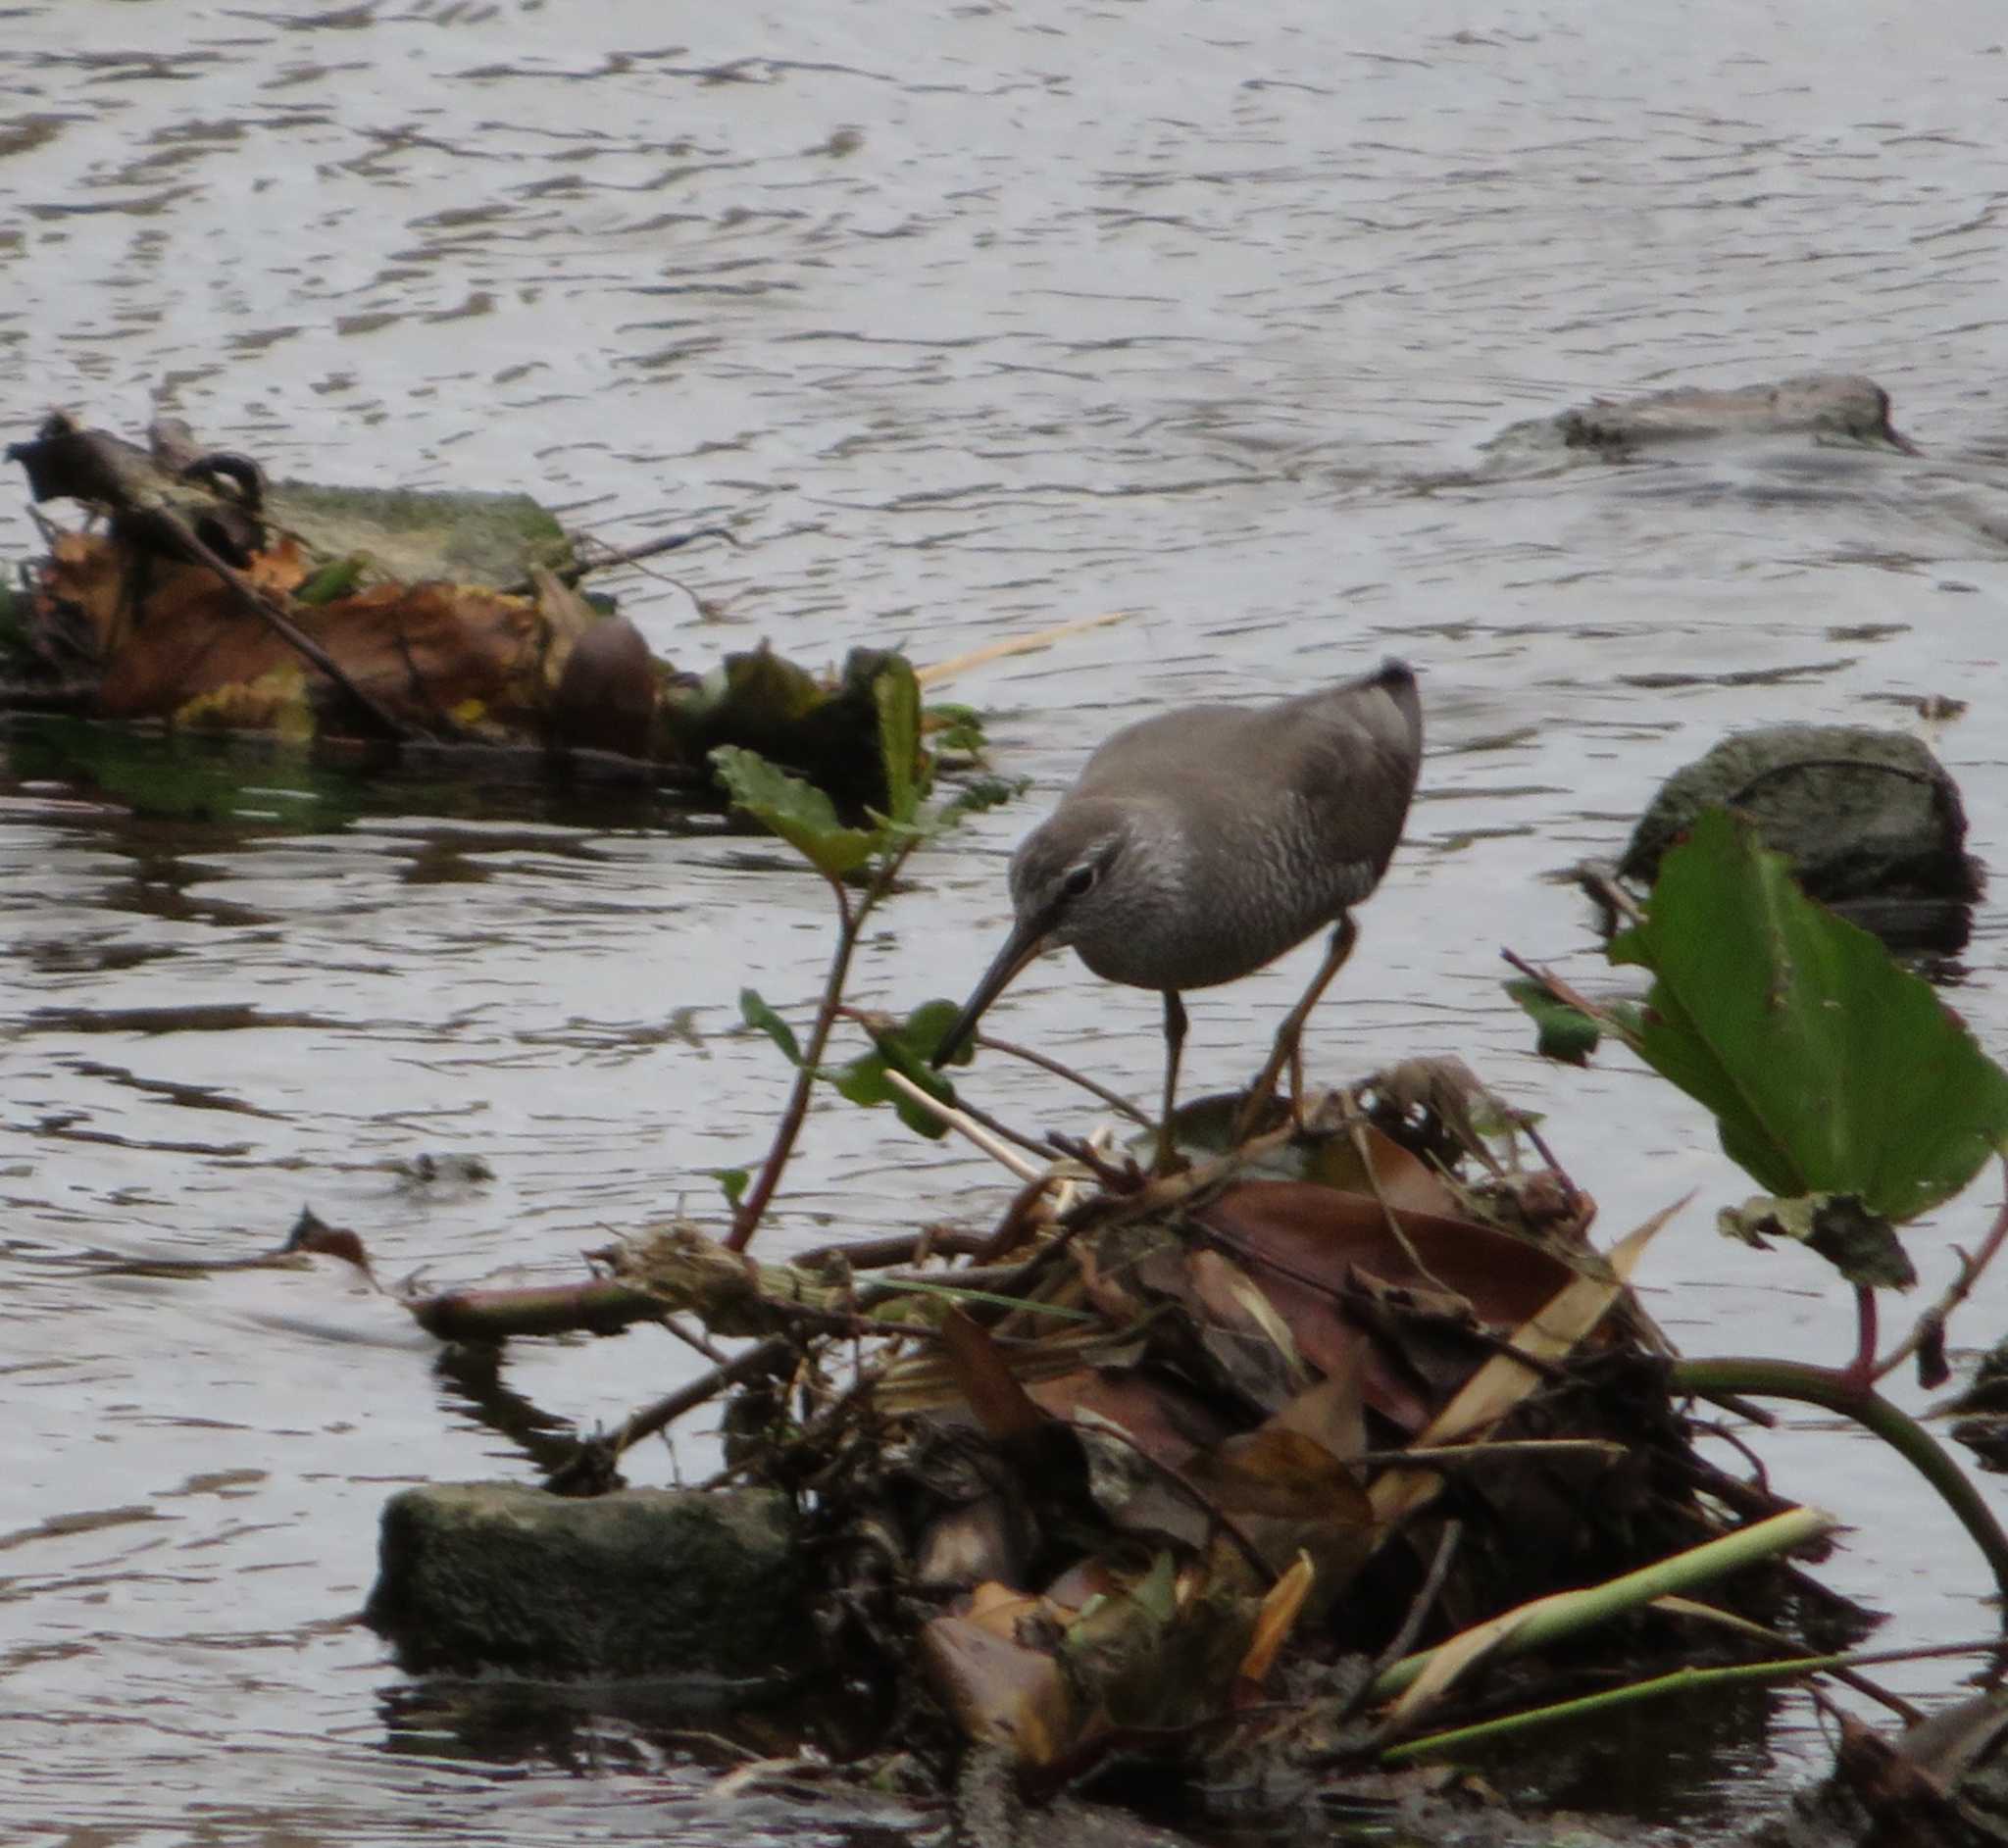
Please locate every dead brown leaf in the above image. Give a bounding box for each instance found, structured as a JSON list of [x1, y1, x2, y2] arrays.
[[919, 1611, 1075, 1766], [940, 1308, 1049, 1442]]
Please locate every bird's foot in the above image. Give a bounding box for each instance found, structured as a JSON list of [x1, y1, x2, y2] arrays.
[[1229, 1084, 1290, 1148]]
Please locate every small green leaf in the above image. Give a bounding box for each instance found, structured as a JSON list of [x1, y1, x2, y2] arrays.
[[824, 1001, 965, 1137], [872, 658, 923, 826], [828, 1052, 895, 1110], [710, 745, 879, 877], [828, 1047, 951, 1138], [941, 774, 1027, 823], [739, 987, 802, 1065], [926, 702, 986, 756], [1612, 808, 2008, 1225], [1505, 978, 1605, 1065], [898, 997, 975, 1066], [293, 555, 367, 606], [706, 1166, 750, 1208]]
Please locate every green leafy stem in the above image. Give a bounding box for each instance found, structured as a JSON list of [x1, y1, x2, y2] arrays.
[[712, 658, 1019, 1253]]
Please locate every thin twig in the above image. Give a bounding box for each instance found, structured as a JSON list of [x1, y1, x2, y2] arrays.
[[150, 508, 416, 739], [1515, 1117, 1580, 1203], [1875, 1155, 2008, 1382], [570, 524, 738, 581], [593, 1291, 948, 1475], [869, 1259, 1075, 1297], [600, 1335, 795, 1465], [660, 1315, 731, 1366], [945, 1093, 1072, 1169], [791, 1227, 993, 1270], [971, 1030, 1154, 1127], [1501, 947, 1626, 1029], [1045, 1132, 1147, 1193], [913, 609, 1130, 689], [1357, 1439, 1627, 1468], [1581, 865, 1646, 926], [1353, 1519, 1464, 1723], [879, 1068, 1049, 1180]]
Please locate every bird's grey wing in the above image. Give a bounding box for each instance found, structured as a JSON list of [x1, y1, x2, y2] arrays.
[[1283, 689, 1424, 884], [1069, 705, 1250, 799]]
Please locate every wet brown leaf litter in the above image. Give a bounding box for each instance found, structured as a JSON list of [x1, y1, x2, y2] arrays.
[[2, 411, 951, 810], [15, 390, 2008, 1848]]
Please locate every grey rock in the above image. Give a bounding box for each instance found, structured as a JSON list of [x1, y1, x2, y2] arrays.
[[1619, 725, 1981, 953], [364, 1481, 807, 1680]]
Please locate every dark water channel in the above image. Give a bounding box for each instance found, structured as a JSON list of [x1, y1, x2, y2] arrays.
[[3, 3, 2008, 1841]]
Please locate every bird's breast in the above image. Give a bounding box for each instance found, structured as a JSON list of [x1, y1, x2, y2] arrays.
[[1066, 878, 1350, 993]]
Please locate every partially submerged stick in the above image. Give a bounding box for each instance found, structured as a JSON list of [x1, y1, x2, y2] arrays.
[[915, 610, 1130, 689], [881, 1068, 1046, 1181]]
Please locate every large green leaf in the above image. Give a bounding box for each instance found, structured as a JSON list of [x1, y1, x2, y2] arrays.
[[710, 744, 879, 878], [1610, 808, 2008, 1224]]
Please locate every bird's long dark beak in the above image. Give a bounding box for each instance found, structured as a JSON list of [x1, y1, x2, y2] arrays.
[[931, 917, 1051, 1067]]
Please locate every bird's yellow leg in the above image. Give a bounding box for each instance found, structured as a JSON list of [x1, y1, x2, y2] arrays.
[[1232, 914, 1357, 1147], [1155, 989, 1187, 1175]]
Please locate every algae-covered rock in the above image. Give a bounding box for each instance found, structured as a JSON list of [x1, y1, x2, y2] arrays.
[[364, 1481, 807, 1681], [264, 480, 573, 590], [1619, 725, 1981, 952]]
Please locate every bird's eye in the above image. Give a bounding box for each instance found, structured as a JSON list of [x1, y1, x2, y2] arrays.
[[1062, 863, 1098, 899]]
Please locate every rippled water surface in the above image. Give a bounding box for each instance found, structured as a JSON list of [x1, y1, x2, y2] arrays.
[[4, 2, 2008, 1840]]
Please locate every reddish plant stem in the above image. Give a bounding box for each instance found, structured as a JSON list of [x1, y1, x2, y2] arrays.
[[727, 842, 917, 1253], [727, 878, 859, 1252]]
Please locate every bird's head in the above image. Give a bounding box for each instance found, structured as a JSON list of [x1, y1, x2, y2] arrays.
[[931, 798, 1145, 1066]]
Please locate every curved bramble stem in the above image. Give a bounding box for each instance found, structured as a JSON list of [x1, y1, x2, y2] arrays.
[[1673, 1355, 2008, 1617]]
